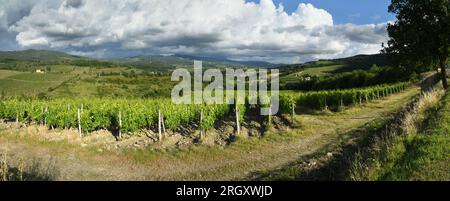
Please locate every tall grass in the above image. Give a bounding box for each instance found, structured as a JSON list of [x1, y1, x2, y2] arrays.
[[0, 150, 57, 181], [348, 87, 446, 180]]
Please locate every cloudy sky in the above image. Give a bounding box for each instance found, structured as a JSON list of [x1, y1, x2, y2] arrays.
[[0, 0, 393, 64]]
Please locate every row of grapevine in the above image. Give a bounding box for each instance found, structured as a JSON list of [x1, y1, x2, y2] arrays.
[[0, 82, 411, 135], [0, 98, 234, 134], [279, 82, 411, 113]]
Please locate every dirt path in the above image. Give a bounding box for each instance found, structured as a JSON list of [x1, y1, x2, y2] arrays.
[[0, 87, 420, 180]]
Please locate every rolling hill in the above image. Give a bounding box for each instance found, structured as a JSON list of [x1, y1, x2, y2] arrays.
[[0, 49, 389, 74], [116, 54, 276, 71], [0, 50, 276, 72], [0, 49, 85, 62], [278, 54, 390, 75]]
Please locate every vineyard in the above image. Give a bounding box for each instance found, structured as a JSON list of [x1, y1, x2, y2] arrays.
[[279, 82, 411, 113], [0, 98, 233, 135], [0, 82, 411, 137]]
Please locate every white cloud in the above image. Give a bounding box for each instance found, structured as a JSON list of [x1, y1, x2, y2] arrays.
[[1, 0, 388, 63]]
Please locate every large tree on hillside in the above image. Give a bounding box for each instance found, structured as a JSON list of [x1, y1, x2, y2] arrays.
[[384, 0, 449, 89]]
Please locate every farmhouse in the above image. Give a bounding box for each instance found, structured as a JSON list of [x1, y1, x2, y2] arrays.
[[36, 69, 45, 74]]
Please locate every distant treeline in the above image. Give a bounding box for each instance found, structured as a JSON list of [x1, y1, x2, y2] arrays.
[[283, 65, 417, 91], [0, 59, 120, 72], [66, 60, 118, 67]]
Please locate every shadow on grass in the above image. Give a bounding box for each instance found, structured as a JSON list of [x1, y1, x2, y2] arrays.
[[1, 156, 59, 181]]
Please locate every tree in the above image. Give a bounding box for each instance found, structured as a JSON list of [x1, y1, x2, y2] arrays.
[[384, 0, 449, 89]]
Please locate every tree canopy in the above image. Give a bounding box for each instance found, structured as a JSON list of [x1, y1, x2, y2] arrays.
[[384, 0, 449, 88]]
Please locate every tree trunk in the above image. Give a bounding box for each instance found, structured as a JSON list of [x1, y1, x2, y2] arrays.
[[440, 56, 448, 89]]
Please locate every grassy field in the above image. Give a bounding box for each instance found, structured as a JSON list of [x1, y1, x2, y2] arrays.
[[0, 70, 22, 79], [49, 70, 175, 98], [0, 72, 75, 97], [281, 64, 344, 84], [0, 65, 175, 98], [301, 65, 344, 76]]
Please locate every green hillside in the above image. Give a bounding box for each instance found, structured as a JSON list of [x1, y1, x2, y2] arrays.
[[279, 54, 389, 76], [0, 49, 84, 62]]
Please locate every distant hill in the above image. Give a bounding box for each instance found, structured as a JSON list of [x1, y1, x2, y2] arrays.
[[174, 54, 276, 68], [0, 49, 387, 73], [1, 50, 276, 72], [116, 54, 276, 71], [278, 54, 390, 75], [0, 49, 84, 62], [319, 54, 389, 72]]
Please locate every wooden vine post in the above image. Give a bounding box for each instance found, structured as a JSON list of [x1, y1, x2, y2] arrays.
[[118, 111, 122, 139], [65, 104, 70, 129], [16, 109, 19, 125], [44, 106, 48, 127], [77, 108, 82, 137], [200, 109, 205, 138], [291, 102, 295, 123], [235, 104, 240, 136], [41, 106, 44, 126], [158, 110, 162, 141]]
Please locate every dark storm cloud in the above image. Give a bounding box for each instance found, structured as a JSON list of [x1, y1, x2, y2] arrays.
[[151, 33, 222, 47], [65, 0, 84, 8]]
